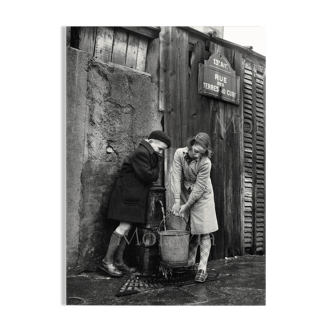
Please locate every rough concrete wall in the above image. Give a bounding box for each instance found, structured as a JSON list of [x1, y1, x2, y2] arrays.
[[77, 60, 162, 271], [66, 47, 90, 271]]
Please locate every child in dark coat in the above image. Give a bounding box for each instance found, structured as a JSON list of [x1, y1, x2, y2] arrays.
[[99, 130, 171, 277]]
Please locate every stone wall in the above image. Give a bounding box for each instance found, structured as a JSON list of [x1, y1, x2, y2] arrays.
[[66, 48, 89, 270], [66, 48, 162, 272]]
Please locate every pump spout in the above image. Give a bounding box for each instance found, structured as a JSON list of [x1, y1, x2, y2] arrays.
[[157, 199, 166, 221]]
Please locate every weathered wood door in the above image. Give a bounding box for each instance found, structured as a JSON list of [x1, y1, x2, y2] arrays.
[[160, 27, 243, 259]]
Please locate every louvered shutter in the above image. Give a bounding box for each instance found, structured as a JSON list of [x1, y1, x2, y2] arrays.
[[243, 60, 266, 254], [243, 62, 254, 252]]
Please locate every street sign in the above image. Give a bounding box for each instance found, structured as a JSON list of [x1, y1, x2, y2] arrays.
[[198, 53, 240, 105]]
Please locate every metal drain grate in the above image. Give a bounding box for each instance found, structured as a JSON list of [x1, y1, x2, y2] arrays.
[[67, 297, 85, 305], [116, 271, 219, 297]]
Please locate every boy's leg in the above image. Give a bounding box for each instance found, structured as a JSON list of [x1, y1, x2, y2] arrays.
[[114, 222, 136, 273], [99, 231, 123, 277]]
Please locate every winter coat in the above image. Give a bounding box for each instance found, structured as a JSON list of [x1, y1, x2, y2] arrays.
[[171, 147, 219, 235], [107, 140, 160, 224]]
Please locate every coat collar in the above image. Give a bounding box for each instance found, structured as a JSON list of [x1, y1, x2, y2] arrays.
[[182, 147, 209, 170], [183, 147, 202, 163], [139, 140, 155, 155]]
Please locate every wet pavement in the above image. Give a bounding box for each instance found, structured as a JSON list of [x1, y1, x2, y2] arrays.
[[67, 255, 265, 305]]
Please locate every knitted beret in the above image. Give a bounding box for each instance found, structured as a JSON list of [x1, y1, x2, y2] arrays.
[[148, 130, 171, 148]]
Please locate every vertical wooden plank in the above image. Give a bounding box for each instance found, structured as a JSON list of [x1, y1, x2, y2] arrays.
[[210, 100, 225, 260], [145, 38, 160, 85], [172, 27, 181, 146], [146, 37, 162, 182], [223, 47, 234, 70], [168, 27, 180, 217], [78, 27, 97, 55], [158, 29, 166, 200], [223, 101, 233, 256], [171, 27, 185, 228], [177, 28, 189, 146], [94, 27, 114, 63], [230, 50, 244, 256], [160, 27, 177, 213], [125, 33, 140, 69], [112, 28, 128, 66], [208, 78, 224, 258], [235, 50, 245, 255], [136, 36, 148, 71], [224, 51, 238, 257], [161, 27, 189, 231], [209, 42, 224, 55], [159, 29, 167, 113], [188, 41, 205, 137], [195, 54, 211, 135], [66, 27, 71, 47]]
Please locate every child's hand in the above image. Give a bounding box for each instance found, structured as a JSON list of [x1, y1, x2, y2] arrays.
[[179, 204, 189, 218], [172, 202, 181, 216]]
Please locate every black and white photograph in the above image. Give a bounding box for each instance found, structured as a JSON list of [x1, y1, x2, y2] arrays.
[[66, 26, 266, 305]]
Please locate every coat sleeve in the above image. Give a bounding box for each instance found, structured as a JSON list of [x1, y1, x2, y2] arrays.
[[186, 160, 211, 207], [131, 149, 159, 183], [171, 149, 183, 200]]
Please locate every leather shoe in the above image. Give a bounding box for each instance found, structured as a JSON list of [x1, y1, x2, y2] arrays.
[[195, 269, 208, 283], [98, 260, 123, 277], [115, 263, 137, 273]]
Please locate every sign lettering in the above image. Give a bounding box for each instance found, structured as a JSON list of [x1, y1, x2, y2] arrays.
[[198, 54, 240, 105]]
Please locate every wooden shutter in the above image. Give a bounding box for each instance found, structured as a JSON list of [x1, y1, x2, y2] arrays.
[[243, 60, 266, 254], [254, 65, 266, 253], [243, 61, 254, 253]]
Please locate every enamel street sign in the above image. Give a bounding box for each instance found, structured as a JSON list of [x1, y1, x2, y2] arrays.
[[198, 53, 240, 105]]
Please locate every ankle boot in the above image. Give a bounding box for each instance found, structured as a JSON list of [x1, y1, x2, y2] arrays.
[[114, 236, 137, 273]]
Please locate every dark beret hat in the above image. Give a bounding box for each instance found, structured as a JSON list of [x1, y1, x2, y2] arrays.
[[148, 130, 171, 148]]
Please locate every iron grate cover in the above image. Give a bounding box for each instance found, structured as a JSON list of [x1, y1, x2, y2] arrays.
[[116, 271, 219, 297]]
